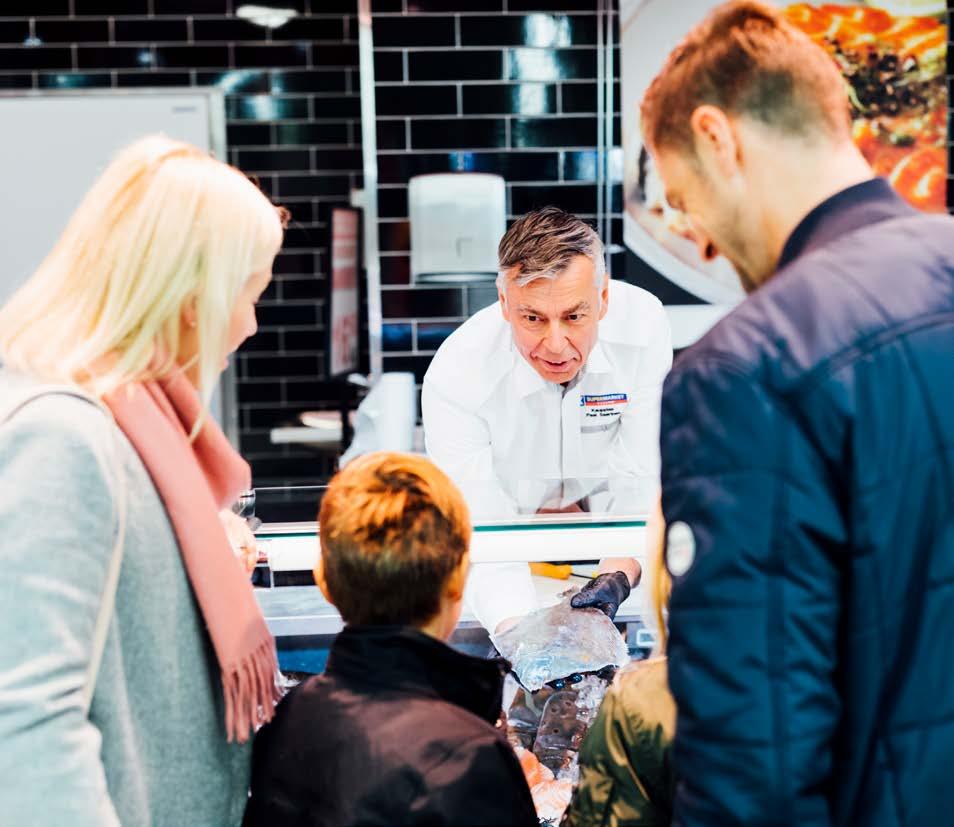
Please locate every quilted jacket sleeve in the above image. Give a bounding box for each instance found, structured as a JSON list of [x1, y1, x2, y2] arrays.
[[661, 353, 846, 827]]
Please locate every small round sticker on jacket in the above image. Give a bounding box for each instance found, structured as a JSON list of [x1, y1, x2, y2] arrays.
[[666, 521, 695, 577]]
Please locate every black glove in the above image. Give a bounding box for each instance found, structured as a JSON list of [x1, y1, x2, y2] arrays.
[[570, 571, 631, 619]]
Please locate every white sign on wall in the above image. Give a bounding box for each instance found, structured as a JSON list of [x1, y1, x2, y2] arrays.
[[329, 207, 360, 377]]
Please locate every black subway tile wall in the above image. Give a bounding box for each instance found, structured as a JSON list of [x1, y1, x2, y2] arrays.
[[36, 19, 108, 41], [3, 2, 69, 15], [373, 0, 623, 388], [0, 2, 362, 486], [115, 19, 188, 41], [410, 117, 508, 149], [0, 0, 624, 486], [75, 1, 148, 14], [408, 49, 504, 81], [462, 82, 559, 115]]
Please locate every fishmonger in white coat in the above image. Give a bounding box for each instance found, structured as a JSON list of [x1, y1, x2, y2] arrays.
[[422, 207, 672, 634]]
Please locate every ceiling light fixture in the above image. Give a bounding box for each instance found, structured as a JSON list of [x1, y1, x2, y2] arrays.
[[235, 4, 299, 29]]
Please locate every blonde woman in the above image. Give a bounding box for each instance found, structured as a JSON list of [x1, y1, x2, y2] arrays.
[[0, 135, 285, 826], [561, 499, 676, 827]]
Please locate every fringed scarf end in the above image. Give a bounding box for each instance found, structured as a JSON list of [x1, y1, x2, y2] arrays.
[[222, 638, 284, 744]]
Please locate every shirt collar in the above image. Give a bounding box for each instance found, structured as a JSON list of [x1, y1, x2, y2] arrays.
[[585, 340, 612, 375], [513, 346, 547, 398], [512, 338, 612, 398], [777, 177, 914, 271]]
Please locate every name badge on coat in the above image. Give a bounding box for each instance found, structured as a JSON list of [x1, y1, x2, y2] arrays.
[[579, 392, 628, 420]]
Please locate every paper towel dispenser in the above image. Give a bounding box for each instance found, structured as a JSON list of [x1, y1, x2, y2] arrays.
[[409, 173, 506, 283]]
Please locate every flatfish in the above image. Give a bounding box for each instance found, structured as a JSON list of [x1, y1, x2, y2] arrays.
[[492, 588, 629, 691]]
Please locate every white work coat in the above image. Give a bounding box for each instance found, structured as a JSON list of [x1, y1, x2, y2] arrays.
[[422, 279, 673, 632]]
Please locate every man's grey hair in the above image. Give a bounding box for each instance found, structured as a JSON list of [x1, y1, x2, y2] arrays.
[[495, 206, 607, 290]]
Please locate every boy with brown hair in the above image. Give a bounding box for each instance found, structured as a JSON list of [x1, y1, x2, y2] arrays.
[[243, 452, 537, 827]]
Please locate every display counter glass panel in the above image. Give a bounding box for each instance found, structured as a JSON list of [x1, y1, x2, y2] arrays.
[[250, 479, 655, 668]]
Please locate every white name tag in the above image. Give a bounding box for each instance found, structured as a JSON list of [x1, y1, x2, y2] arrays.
[[580, 392, 628, 419]]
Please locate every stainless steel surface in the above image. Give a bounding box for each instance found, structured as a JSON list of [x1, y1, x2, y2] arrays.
[[597, 0, 606, 244], [256, 575, 648, 639], [358, 0, 383, 379], [603, 0, 616, 255]]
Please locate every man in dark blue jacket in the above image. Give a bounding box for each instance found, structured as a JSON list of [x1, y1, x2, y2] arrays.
[[640, 2, 954, 825]]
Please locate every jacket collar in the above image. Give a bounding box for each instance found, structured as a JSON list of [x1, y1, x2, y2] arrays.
[[326, 626, 509, 726], [512, 339, 612, 399], [778, 177, 915, 271]]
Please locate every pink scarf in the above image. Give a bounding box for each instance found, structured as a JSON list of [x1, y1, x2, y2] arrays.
[[105, 372, 281, 743]]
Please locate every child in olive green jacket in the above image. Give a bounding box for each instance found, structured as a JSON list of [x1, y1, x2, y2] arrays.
[[562, 500, 674, 827], [561, 657, 674, 827]]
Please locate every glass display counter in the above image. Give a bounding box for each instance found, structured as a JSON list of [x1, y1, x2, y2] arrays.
[[249, 479, 657, 668]]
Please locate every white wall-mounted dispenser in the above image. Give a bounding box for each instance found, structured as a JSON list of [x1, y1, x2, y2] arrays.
[[409, 173, 506, 283]]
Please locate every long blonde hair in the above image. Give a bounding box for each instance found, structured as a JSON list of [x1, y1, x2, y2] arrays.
[[0, 134, 284, 408], [647, 496, 672, 652]]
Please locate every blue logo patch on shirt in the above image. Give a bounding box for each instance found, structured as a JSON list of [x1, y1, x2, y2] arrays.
[[580, 393, 628, 423], [580, 393, 628, 408]]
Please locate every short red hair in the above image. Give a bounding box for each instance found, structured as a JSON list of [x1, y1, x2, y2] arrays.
[[641, 0, 851, 154], [318, 452, 471, 627]]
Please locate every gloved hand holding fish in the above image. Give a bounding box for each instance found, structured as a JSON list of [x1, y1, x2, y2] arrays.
[[491, 587, 630, 692], [569, 570, 632, 619]]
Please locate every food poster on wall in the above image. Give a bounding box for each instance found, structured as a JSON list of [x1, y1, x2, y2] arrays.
[[620, 0, 948, 347]]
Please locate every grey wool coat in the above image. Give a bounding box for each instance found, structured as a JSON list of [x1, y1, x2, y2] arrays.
[[0, 373, 252, 826]]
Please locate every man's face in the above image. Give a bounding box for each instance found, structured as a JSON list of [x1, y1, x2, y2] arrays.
[[500, 254, 609, 384], [654, 141, 770, 293]]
